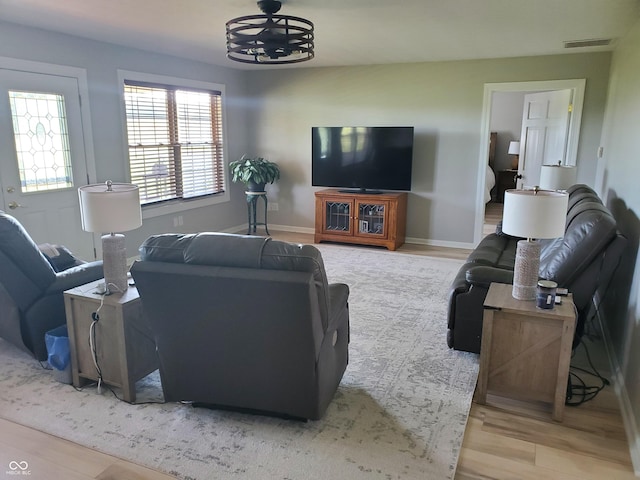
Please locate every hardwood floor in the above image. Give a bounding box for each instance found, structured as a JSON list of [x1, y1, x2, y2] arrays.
[[0, 227, 635, 479]]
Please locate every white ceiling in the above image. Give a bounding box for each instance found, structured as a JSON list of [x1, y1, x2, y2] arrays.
[[0, 0, 638, 70]]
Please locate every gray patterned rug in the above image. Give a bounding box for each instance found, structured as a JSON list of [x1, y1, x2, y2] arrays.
[[0, 244, 478, 480]]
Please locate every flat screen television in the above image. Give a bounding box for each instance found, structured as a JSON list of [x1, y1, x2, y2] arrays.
[[311, 126, 414, 193]]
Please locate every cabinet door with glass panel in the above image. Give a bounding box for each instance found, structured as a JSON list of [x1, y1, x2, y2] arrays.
[[319, 197, 354, 236], [355, 200, 389, 238], [315, 189, 407, 250]]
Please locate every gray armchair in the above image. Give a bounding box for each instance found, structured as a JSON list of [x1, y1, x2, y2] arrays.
[[130, 232, 350, 421], [0, 211, 103, 360]]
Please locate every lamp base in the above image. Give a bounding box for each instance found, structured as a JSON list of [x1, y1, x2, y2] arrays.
[[512, 239, 540, 300], [102, 233, 128, 294]]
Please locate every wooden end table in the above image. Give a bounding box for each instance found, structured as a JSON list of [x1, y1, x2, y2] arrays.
[[477, 282, 576, 421], [64, 278, 158, 402]]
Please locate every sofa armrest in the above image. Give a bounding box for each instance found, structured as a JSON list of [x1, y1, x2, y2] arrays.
[[327, 282, 349, 327], [0, 284, 31, 354], [45, 261, 104, 294], [465, 265, 514, 288]]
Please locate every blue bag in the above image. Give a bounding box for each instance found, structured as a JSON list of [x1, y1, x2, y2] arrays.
[[45, 325, 70, 371]]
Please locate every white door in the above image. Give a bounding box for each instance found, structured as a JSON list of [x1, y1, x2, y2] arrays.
[[517, 89, 573, 188], [0, 69, 96, 260]]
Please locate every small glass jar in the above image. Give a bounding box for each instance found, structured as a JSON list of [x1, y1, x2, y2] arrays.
[[536, 280, 558, 309]]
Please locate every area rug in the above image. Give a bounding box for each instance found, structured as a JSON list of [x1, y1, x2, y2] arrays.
[[0, 244, 478, 480]]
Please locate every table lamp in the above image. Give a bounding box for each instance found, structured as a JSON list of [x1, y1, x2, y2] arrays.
[[508, 141, 520, 169], [78, 181, 142, 294], [539, 163, 577, 191], [502, 187, 569, 300]]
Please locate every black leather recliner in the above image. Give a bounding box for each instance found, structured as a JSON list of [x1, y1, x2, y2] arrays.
[[447, 185, 627, 354], [130, 232, 350, 421], [0, 212, 103, 360]]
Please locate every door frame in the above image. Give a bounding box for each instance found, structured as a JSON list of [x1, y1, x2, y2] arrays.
[[474, 79, 586, 245], [0, 56, 98, 255]]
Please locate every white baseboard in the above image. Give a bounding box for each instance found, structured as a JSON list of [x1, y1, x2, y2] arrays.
[[405, 236, 475, 250], [221, 224, 248, 234], [613, 369, 640, 475], [596, 312, 640, 475], [223, 224, 315, 236], [227, 224, 475, 249], [267, 224, 315, 235]]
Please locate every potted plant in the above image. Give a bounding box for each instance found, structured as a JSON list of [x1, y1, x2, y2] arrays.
[[228, 155, 280, 192]]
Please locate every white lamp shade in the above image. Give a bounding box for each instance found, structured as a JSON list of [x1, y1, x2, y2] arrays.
[[502, 189, 568, 239], [78, 182, 142, 233], [539, 165, 577, 190], [508, 141, 520, 155]]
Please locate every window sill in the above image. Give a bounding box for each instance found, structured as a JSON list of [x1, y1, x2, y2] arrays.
[[141, 191, 230, 219]]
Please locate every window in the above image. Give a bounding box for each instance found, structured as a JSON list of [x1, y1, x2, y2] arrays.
[[9, 90, 73, 192], [123, 80, 225, 206]]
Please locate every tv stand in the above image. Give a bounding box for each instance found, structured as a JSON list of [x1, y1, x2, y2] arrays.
[[314, 189, 407, 251]]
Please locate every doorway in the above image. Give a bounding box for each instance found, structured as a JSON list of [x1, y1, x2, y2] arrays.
[[475, 79, 586, 245], [0, 58, 97, 260]]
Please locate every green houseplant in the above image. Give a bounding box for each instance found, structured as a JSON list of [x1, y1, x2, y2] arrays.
[[228, 155, 280, 192]]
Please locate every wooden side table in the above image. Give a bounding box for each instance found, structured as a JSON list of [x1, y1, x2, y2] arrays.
[[64, 278, 158, 402], [477, 282, 576, 421]]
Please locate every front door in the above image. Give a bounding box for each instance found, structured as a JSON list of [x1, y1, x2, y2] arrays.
[[0, 69, 96, 260], [517, 89, 573, 188]]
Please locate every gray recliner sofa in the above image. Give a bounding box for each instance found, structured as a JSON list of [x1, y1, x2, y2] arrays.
[[447, 184, 626, 354], [0, 211, 103, 360], [130, 232, 350, 421]]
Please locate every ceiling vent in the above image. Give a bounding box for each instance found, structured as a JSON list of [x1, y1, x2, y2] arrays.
[[564, 38, 613, 49]]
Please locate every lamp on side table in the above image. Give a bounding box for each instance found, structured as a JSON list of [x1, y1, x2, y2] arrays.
[[78, 181, 142, 294], [502, 187, 568, 300]]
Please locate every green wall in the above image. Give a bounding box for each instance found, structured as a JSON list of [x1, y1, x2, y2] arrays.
[[599, 17, 640, 468], [247, 53, 611, 245]]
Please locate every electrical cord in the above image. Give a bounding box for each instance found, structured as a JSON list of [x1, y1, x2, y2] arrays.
[[38, 361, 52, 370], [88, 290, 109, 393], [72, 381, 165, 405], [85, 284, 163, 405], [89, 282, 125, 393], [89, 317, 103, 394], [566, 337, 610, 407], [564, 247, 622, 406]]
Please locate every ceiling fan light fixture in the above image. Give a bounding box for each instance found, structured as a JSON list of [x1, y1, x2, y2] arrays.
[[226, 0, 314, 65]]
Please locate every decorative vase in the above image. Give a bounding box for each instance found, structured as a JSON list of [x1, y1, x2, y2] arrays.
[[247, 181, 266, 192]]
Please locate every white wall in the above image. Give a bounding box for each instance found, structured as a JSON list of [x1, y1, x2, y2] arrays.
[[0, 20, 250, 254], [598, 16, 640, 471], [247, 53, 611, 246]]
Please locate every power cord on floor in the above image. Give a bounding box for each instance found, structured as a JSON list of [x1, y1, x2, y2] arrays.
[[566, 338, 609, 407], [71, 381, 165, 405], [38, 360, 52, 370]]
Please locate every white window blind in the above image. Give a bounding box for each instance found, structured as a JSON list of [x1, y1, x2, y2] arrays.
[[124, 81, 225, 205]]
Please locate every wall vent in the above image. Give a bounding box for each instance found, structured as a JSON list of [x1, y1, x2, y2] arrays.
[[564, 38, 613, 49]]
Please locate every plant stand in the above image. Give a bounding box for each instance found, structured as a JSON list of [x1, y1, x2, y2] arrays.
[[246, 191, 269, 235]]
